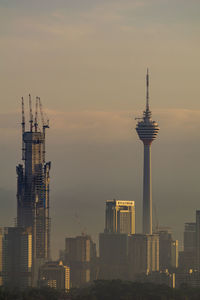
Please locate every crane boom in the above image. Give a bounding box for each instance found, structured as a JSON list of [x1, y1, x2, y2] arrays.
[[38, 97, 49, 163]]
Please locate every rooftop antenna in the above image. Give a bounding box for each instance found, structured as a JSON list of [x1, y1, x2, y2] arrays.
[[29, 94, 33, 132], [21, 97, 25, 160]]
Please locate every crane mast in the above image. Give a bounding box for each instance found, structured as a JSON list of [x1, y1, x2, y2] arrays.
[[38, 97, 49, 163], [21, 97, 25, 160], [34, 97, 39, 132], [29, 94, 33, 132]]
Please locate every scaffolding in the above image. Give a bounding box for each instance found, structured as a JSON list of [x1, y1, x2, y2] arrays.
[[16, 96, 51, 286]]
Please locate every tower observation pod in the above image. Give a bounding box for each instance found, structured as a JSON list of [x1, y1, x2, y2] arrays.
[[136, 70, 159, 234]]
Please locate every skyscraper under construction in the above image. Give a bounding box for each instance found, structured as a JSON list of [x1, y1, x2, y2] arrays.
[[16, 95, 51, 285]]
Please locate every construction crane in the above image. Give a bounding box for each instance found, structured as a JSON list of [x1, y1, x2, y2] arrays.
[[21, 97, 25, 160], [38, 97, 49, 132], [38, 97, 49, 163], [29, 94, 33, 132], [34, 97, 39, 132]]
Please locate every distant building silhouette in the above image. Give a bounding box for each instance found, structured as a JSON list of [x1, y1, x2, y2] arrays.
[[196, 211, 200, 270], [128, 234, 159, 280], [157, 229, 178, 271], [179, 222, 196, 271], [1, 227, 32, 288], [39, 261, 70, 291], [179, 215, 199, 271], [171, 240, 179, 269], [99, 232, 128, 280], [64, 235, 96, 287], [184, 223, 196, 253]]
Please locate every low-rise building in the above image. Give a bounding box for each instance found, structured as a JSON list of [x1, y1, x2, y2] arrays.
[[39, 261, 70, 291]]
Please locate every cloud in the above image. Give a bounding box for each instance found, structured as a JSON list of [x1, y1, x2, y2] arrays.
[[1, 0, 192, 42], [47, 109, 133, 143], [1, 107, 200, 255], [1, 108, 200, 144]]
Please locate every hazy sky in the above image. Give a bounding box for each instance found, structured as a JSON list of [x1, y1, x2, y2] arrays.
[[0, 0, 200, 256]]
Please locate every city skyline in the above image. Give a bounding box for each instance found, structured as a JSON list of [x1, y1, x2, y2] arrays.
[[0, 0, 200, 257], [1, 73, 199, 258]]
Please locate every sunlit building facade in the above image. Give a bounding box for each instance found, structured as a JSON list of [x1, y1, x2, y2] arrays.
[[128, 234, 159, 280], [64, 235, 96, 287], [2, 227, 32, 289], [105, 199, 135, 235], [39, 261, 70, 291]]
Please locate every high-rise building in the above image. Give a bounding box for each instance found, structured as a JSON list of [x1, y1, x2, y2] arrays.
[[171, 240, 179, 269], [0, 228, 4, 286], [184, 223, 196, 253], [128, 234, 159, 280], [2, 227, 32, 289], [64, 235, 96, 287], [159, 230, 173, 271], [99, 232, 129, 280], [179, 221, 196, 271], [136, 70, 159, 234], [16, 96, 51, 285], [196, 211, 200, 270], [39, 261, 70, 291], [105, 200, 135, 235], [153, 229, 178, 271], [98, 200, 134, 280]]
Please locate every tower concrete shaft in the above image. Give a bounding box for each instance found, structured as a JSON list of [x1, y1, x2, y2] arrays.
[[136, 70, 159, 234], [143, 144, 152, 234]]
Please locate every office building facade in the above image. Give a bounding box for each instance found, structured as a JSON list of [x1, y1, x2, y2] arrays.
[[99, 232, 128, 280], [39, 261, 70, 290], [105, 199, 135, 234], [2, 227, 32, 289], [128, 234, 159, 280], [64, 235, 96, 287]]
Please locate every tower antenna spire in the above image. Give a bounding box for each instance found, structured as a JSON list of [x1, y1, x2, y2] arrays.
[[146, 68, 149, 112]]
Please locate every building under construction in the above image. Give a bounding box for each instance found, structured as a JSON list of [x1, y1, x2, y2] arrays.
[[16, 95, 51, 285]]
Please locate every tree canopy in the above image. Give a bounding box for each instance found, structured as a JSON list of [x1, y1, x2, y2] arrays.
[[1, 280, 200, 300]]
